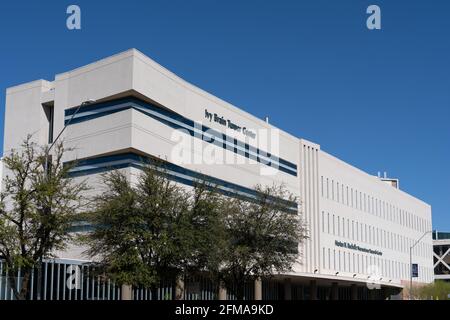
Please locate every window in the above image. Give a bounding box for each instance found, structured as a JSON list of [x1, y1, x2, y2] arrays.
[[337, 215, 340, 236], [332, 180, 335, 200], [333, 215, 335, 235], [346, 187, 349, 205], [326, 178, 329, 199], [333, 250, 336, 270], [338, 251, 341, 271], [328, 249, 331, 269], [371, 197, 374, 214], [327, 213, 330, 234], [365, 256, 368, 274], [343, 252, 346, 271], [43, 103, 54, 144], [351, 188, 354, 207], [352, 253, 355, 273], [337, 182, 339, 202], [347, 219, 350, 239], [352, 221, 355, 240], [322, 211, 325, 232], [321, 176, 324, 197], [322, 247, 326, 269]]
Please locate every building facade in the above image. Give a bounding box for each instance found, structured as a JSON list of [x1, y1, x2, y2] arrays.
[[2, 49, 434, 300], [433, 231, 450, 282]]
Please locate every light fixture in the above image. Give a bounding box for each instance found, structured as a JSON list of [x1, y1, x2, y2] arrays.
[[82, 99, 96, 105]]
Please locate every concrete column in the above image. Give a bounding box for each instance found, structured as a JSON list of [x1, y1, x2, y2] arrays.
[[331, 282, 338, 300], [121, 284, 133, 300], [351, 284, 358, 300], [175, 277, 185, 300], [218, 282, 227, 300], [254, 278, 262, 300], [310, 280, 317, 300], [284, 278, 292, 300]]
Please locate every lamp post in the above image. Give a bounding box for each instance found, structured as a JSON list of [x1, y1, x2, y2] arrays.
[[48, 99, 95, 153], [409, 230, 432, 300], [36, 99, 94, 300]]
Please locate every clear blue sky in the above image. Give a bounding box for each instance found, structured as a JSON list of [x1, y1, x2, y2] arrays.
[[0, 1, 449, 230]]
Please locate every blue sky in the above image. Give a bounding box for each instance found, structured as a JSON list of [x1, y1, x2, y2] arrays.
[[0, 1, 449, 230]]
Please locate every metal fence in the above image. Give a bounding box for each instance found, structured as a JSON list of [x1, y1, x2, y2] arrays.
[[0, 259, 122, 300], [0, 259, 223, 301]]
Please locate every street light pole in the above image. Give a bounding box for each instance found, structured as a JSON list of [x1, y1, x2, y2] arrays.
[[409, 230, 432, 300], [44, 99, 95, 172], [36, 99, 94, 300]]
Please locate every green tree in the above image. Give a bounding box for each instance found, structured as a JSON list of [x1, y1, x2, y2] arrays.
[[177, 182, 227, 295], [83, 162, 225, 296], [0, 136, 88, 300], [83, 163, 188, 290], [220, 184, 307, 300], [80, 169, 155, 287], [417, 281, 450, 300], [83, 161, 307, 301]]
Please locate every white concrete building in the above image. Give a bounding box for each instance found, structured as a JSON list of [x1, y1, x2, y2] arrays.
[[2, 49, 433, 300]]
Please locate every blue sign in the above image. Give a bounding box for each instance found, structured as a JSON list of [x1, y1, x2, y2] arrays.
[[411, 264, 419, 278]]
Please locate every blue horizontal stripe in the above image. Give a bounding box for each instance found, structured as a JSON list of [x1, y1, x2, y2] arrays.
[[66, 152, 299, 213], [65, 97, 298, 176]]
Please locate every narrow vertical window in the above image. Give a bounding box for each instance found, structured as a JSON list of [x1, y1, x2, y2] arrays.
[[333, 215, 335, 235], [337, 215, 340, 236], [327, 213, 330, 234], [43, 103, 54, 144], [332, 180, 335, 201], [326, 178, 329, 199], [321, 176, 324, 197], [321, 211, 325, 232], [346, 186, 349, 206], [347, 219, 350, 239], [333, 249, 336, 270], [352, 253, 355, 273], [352, 221, 354, 240], [337, 182, 339, 202]]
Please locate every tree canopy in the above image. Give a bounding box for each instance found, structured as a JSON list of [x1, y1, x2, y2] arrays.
[[83, 160, 307, 300], [0, 136, 88, 300], [219, 184, 306, 299]]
